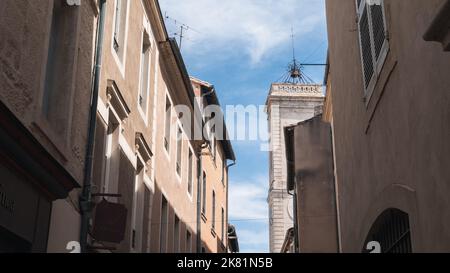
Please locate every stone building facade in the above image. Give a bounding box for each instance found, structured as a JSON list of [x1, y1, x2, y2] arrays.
[[191, 77, 236, 253], [266, 83, 324, 252], [0, 0, 98, 252], [0, 0, 235, 253], [87, 0, 203, 253]]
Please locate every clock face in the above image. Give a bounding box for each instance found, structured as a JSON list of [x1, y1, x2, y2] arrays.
[[287, 201, 294, 220]]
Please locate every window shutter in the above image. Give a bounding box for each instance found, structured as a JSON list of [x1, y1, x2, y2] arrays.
[[369, 2, 387, 60], [117, 150, 136, 252], [357, 0, 389, 92], [358, 5, 375, 89]]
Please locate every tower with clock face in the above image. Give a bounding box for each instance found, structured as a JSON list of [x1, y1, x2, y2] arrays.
[[266, 83, 324, 253]]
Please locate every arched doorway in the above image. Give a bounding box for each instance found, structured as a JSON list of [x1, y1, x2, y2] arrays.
[[363, 209, 412, 253]]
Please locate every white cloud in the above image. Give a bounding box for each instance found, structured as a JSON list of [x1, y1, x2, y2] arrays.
[[236, 228, 269, 253], [237, 228, 269, 246], [228, 175, 268, 220], [159, 0, 325, 64], [228, 175, 269, 253]]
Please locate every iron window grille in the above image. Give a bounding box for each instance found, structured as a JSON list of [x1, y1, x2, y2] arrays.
[[363, 209, 412, 253]]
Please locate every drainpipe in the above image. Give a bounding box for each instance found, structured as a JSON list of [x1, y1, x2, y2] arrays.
[[79, 0, 107, 253], [292, 190, 300, 253], [226, 160, 236, 252], [288, 189, 299, 253]]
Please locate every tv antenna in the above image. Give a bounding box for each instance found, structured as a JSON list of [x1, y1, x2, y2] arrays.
[[164, 12, 200, 51], [278, 27, 327, 84]]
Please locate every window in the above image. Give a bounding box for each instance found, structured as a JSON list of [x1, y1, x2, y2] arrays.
[[221, 208, 225, 243], [139, 31, 151, 112], [104, 109, 121, 196], [186, 231, 192, 253], [160, 196, 168, 253], [363, 209, 411, 253], [113, 0, 121, 51], [113, 0, 128, 59], [212, 191, 216, 230], [42, 0, 78, 137], [211, 129, 216, 162], [142, 185, 152, 252], [176, 126, 182, 177], [164, 96, 171, 152], [188, 150, 193, 196], [205, 114, 216, 162], [202, 172, 207, 215], [356, 0, 389, 96], [132, 158, 145, 251], [174, 215, 180, 253]]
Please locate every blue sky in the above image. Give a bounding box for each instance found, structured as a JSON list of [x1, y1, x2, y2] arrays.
[[160, 0, 328, 253]]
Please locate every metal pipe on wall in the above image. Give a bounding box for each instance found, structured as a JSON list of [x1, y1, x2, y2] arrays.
[[79, 0, 107, 253]]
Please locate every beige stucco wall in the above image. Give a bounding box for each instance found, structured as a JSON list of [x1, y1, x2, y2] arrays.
[[190, 79, 231, 253], [200, 144, 229, 253], [326, 0, 450, 252], [47, 199, 82, 253]]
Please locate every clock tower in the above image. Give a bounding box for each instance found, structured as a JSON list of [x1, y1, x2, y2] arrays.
[[265, 59, 324, 252]]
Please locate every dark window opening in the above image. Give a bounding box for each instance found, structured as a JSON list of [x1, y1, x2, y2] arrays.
[[363, 208, 412, 253]]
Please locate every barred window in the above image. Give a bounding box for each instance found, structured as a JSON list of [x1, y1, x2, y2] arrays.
[[363, 209, 412, 253], [356, 0, 389, 94]]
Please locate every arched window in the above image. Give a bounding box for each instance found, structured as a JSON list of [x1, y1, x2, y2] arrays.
[[363, 208, 412, 253]]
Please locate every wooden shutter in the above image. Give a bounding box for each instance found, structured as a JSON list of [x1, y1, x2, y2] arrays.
[[357, 0, 388, 91], [369, 2, 387, 60], [116, 150, 136, 252]]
